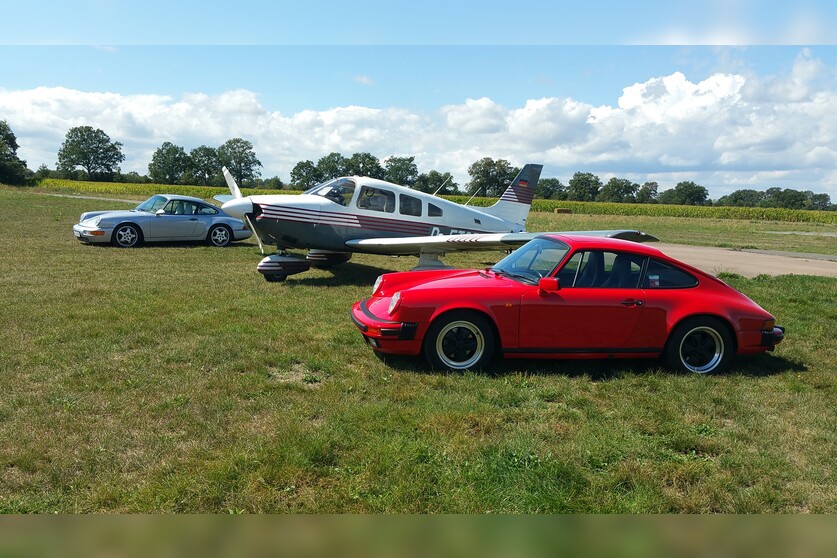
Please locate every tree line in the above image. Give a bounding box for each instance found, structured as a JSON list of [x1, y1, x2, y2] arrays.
[[1, 120, 834, 210]]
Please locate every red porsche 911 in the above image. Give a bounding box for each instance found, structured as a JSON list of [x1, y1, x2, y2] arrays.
[[351, 234, 785, 373]]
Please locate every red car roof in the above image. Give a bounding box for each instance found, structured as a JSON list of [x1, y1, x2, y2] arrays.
[[543, 234, 667, 258]]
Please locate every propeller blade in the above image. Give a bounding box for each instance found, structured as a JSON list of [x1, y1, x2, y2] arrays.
[[221, 166, 243, 199], [244, 213, 265, 255]]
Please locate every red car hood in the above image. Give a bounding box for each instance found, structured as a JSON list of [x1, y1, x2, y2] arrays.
[[376, 268, 521, 297]]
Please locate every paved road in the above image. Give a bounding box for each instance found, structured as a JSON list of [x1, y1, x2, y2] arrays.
[[656, 243, 837, 278]]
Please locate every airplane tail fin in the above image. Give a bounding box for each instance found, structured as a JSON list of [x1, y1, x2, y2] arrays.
[[481, 163, 543, 228]]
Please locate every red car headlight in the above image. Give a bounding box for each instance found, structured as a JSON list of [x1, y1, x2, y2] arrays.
[[388, 292, 401, 316]]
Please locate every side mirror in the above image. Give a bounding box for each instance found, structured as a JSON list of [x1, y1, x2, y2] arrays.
[[538, 277, 560, 295], [155, 209, 166, 216]]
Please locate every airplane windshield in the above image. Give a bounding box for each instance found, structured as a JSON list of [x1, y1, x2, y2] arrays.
[[305, 178, 356, 206]]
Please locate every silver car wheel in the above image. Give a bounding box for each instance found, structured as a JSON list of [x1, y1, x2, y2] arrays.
[[113, 224, 140, 247], [208, 225, 231, 247]]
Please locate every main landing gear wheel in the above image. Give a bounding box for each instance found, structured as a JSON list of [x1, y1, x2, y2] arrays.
[[207, 225, 232, 247], [263, 274, 287, 282], [423, 311, 495, 371], [665, 316, 733, 374], [112, 223, 142, 247]]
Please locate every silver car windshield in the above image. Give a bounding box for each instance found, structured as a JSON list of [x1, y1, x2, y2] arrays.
[[135, 195, 168, 212], [490, 237, 570, 283]]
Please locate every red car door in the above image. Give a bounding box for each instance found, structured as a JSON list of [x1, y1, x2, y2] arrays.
[[517, 250, 648, 352]]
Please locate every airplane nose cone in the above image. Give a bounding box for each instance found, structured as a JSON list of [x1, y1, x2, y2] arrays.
[[222, 197, 253, 220]]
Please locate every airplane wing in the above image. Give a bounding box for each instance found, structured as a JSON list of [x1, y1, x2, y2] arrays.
[[346, 230, 659, 256]]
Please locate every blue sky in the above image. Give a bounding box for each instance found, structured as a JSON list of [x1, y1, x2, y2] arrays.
[[3, 2, 837, 199]]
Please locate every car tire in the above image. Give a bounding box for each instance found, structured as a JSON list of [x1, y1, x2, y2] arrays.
[[207, 225, 232, 247], [665, 316, 734, 374], [111, 223, 142, 248], [423, 311, 495, 371]]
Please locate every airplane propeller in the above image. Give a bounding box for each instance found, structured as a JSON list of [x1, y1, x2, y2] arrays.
[[221, 166, 265, 255]]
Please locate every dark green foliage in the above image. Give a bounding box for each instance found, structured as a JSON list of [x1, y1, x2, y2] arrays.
[[566, 172, 602, 201], [414, 170, 458, 195], [536, 177, 566, 200], [467, 158, 519, 197], [658, 181, 710, 206], [384, 156, 418, 187], [0, 120, 32, 186], [57, 126, 125, 180], [189, 145, 222, 186], [290, 160, 322, 189], [345, 152, 384, 179], [218, 138, 262, 187], [597, 177, 638, 203], [148, 142, 191, 184]]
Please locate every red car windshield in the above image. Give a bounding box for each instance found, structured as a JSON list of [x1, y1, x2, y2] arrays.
[[490, 237, 570, 284]]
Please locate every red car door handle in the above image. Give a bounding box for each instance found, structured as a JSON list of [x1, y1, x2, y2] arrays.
[[621, 299, 644, 307]]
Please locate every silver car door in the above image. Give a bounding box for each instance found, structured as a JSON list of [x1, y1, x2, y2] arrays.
[[149, 200, 200, 239]]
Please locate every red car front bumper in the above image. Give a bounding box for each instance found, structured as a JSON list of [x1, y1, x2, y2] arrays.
[[350, 299, 423, 355]]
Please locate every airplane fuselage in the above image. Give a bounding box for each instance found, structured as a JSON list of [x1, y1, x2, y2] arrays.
[[243, 177, 524, 252]]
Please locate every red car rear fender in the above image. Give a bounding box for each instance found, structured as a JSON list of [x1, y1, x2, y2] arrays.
[[667, 312, 738, 352]]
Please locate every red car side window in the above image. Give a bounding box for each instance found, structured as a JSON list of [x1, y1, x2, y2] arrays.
[[643, 259, 698, 289]]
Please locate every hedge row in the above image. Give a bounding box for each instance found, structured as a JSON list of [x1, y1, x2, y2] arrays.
[[36, 179, 837, 224], [38, 179, 300, 199], [447, 196, 837, 224]]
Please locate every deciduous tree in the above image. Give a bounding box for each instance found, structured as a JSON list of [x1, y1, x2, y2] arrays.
[[290, 160, 323, 189], [316, 152, 347, 180], [345, 152, 384, 178], [190, 145, 221, 186], [566, 172, 602, 201], [57, 126, 125, 180], [467, 158, 519, 197], [658, 181, 710, 206], [535, 177, 566, 200], [414, 170, 457, 195], [384, 156, 418, 187], [148, 142, 191, 184], [596, 177, 638, 203], [0, 120, 32, 185], [218, 138, 262, 187], [636, 181, 659, 204]]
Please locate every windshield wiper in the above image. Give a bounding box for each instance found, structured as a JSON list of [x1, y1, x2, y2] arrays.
[[488, 267, 537, 284]]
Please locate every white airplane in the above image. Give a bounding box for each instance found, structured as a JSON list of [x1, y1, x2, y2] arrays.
[[216, 164, 657, 281]]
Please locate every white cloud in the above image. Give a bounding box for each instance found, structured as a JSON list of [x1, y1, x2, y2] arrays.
[[353, 75, 374, 86], [3, 53, 837, 199]]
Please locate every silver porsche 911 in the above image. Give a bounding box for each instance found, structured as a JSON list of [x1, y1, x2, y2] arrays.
[[72, 194, 253, 247]]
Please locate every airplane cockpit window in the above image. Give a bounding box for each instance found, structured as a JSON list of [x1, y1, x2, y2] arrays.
[[399, 194, 422, 217], [357, 186, 395, 213], [307, 178, 356, 206], [428, 203, 443, 217]]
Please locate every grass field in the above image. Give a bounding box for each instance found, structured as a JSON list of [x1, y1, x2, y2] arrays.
[[1, 187, 835, 512]]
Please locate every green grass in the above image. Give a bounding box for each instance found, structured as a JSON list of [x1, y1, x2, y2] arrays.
[[0, 188, 835, 512]]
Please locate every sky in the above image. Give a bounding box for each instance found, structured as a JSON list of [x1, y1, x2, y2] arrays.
[[3, 1, 837, 199]]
